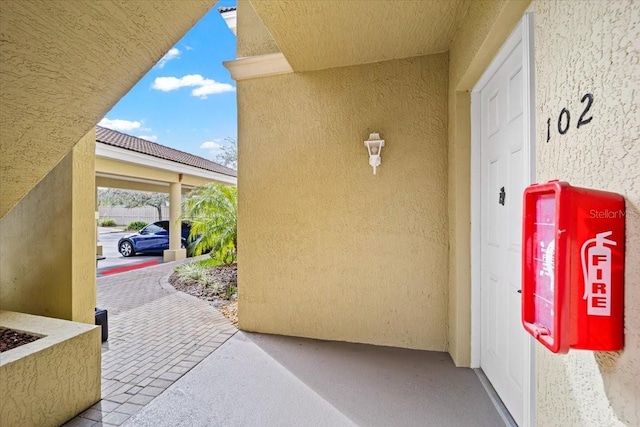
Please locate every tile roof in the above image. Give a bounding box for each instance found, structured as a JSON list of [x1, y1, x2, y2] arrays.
[[95, 126, 237, 177], [218, 6, 236, 13]]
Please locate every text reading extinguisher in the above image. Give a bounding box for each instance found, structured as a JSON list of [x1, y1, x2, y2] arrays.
[[580, 231, 616, 316]]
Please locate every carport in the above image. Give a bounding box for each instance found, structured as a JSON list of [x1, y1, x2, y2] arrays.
[[94, 126, 236, 262]]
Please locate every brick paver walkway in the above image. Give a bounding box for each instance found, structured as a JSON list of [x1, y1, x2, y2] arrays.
[[63, 260, 237, 426]]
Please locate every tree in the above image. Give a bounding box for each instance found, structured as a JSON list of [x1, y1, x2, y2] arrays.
[[215, 137, 237, 170], [181, 183, 237, 264], [98, 188, 169, 220]]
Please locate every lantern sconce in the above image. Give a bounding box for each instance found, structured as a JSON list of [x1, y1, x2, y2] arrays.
[[364, 132, 385, 175]]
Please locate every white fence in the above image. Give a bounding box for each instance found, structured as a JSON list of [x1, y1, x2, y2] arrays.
[[98, 206, 169, 225]]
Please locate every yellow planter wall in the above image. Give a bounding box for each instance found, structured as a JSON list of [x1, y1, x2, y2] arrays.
[[0, 311, 101, 427]]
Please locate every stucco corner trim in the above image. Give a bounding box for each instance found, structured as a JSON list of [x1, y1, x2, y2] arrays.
[[223, 53, 293, 81]]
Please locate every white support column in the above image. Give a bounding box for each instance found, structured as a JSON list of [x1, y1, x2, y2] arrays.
[[95, 184, 102, 256], [163, 181, 186, 262]]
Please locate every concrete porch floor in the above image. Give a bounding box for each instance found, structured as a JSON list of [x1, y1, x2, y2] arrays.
[[126, 331, 503, 427], [63, 258, 503, 427]]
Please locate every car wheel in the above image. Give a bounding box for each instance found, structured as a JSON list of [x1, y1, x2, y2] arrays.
[[119, 240, 135, 257]]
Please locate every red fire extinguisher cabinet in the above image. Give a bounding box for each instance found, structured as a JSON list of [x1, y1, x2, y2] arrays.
[[522, 181, 625, 353]]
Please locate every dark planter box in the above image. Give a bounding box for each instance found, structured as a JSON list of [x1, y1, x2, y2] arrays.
[[95, 308, 108, 342]]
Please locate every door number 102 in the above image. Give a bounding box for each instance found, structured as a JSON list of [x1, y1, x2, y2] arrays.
[[547, 93, 594, 142]]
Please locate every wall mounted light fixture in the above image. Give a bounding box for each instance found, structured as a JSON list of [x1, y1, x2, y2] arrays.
[[364, 132, 385, 175]]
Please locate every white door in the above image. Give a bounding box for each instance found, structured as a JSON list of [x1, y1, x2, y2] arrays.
[[479, 32, 531, 426]]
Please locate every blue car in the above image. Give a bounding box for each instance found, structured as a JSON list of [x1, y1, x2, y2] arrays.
[[118, 221, 192, 257]]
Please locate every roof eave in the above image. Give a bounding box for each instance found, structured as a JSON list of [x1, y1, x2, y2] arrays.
[[96, 142, 237, 185]]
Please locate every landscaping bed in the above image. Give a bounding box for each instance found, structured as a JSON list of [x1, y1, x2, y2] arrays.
[[0, 327, 42, 352], [169, 262, 238, 326]]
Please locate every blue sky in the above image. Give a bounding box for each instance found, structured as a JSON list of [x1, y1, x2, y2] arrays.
[[99, 1, 237, 161]]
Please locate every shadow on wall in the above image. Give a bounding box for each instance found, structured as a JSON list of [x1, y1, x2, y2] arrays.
[[596, 202, 640, 426]]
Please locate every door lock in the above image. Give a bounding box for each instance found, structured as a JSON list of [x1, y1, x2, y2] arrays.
[[499, 187, 506, 206]]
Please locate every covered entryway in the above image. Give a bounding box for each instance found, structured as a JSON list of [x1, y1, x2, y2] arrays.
[[472, 15, 535, 426], [94, 126, 236, 262]]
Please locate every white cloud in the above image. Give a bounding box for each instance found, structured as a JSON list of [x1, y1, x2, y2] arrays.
[[98, 118, 141, 131], [200, 140, 224, 157], [185, 45, 194, 51], [157, 47, 180, 68], [192, 82, 236, 98], [151, 74, 235, 99], [138, 135, 158, 142]]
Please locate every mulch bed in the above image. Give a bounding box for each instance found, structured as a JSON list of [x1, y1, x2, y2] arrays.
[[0, 327, 42, 353], [169, 263, 238, 326]]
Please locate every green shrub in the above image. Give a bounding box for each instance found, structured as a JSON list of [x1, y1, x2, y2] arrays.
[[224, 284, 237, 300], [99, 218, 117, 227], [175, 262, 214, 286], [181, 183, 237, 263], [125, 221, 148, 231], [196, 257, 223, 268]]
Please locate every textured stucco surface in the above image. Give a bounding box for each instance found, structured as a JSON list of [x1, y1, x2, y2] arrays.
[[72, 130, 97, 323], [238, 54, 449, 351], [449, 0, 530, 92], [0, 0, 214, 218], [237, 0, 280, 57], [534, 1, 640, 425], [0, 310, 101, 427], [0, 131, 96, 324], [446, 0, 529, 366], [251, 0, 469, 72]]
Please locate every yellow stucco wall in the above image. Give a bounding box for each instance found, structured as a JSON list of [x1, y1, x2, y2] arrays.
[[0, 130, 96, 324], [446, 0, 530, 366], [72, 131, 97, 323], [0, 0, 214, 219], [533, 1, 640, 425], [237, 0, 280, 57], [0, 311, 101, 427], [238, 53, 449, 351]]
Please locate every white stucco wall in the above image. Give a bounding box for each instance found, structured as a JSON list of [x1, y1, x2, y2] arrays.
[[534, 1, 639, 425]]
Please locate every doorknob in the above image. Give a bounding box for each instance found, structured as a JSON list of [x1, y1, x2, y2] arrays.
[[499, 187, 506, 206]]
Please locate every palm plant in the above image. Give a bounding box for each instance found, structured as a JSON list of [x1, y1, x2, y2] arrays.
[[182, 183, 237, 264]]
